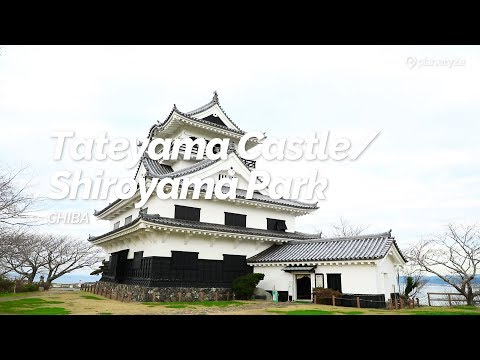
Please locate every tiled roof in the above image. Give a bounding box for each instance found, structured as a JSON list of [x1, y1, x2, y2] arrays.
[[233, 188, 318, 209], [143, 156, 219, 179], [247, 231, 407, 263], [142, 157, 173, 176], [88, 213, 320, 242], [184, 92, 219, 116], [184, 91, 242, 131], [148, 93, 245, 139], [174, 108, 245, 134], [283, 266, 316, 272]]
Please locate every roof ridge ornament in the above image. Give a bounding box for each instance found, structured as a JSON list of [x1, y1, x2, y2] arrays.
[[213, 91, 219, 104], [227, 141, 237, 154]]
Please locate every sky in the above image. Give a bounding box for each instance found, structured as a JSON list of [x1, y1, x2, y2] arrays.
[[1, 45, 479, 281]]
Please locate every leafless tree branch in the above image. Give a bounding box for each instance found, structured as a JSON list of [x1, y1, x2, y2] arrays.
[[407, 223, 480, 305], [326, 217, 369, 237], [0, 164, 43, 227]]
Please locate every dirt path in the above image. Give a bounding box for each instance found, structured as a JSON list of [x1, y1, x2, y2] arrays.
[[0, 290, 405, 315]]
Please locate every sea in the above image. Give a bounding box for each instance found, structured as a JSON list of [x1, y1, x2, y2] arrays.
[[406, 276, 479, 306]]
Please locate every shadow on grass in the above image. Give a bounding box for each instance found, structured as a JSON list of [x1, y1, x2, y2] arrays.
[[80, 295, 106, 301]]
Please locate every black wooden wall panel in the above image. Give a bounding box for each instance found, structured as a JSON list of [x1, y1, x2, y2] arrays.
[[102, 250, 252, 288]]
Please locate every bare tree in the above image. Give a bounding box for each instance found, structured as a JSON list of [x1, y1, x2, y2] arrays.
[[408, 223, 480, 306], [326, 217, 368, 237], [41, 235, 103, 285], [1, 232, 103, 285], [0, 231, 47, 283], [0, 165, 39, 226]]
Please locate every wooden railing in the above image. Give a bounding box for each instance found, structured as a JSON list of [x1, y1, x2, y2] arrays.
[[427, 292, 479, 306], [313, 294, 391, 309]]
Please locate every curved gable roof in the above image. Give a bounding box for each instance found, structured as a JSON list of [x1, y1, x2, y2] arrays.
[[148, 93, 245, 139], [184, 91, 242, 131], [247, 231, 407, 263]]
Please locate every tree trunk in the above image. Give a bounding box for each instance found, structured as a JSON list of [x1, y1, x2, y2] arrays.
[[466, 290, 475, 306], [27, 271, 36, 284]]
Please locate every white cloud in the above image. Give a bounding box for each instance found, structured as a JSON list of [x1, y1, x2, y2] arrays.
[[1, 45, 479, 249]]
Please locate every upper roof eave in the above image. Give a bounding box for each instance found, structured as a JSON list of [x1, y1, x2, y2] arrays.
[[89, 213, 320, 243], [184, 91, 242, 131], [148, 107, 246, 139]]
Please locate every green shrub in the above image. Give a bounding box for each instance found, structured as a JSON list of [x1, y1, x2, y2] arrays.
[[0, 276, 15, 293], [17, 283, 39, 293], [232, 273, 265, 300], [312, 287, 342, 305]]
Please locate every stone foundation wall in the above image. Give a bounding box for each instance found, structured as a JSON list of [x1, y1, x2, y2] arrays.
[[81, 281, 232, 303]]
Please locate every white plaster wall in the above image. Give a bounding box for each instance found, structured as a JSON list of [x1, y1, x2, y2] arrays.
[[315, 264, 378, 294], [145, 195, 296, 231], [99, 231, 274, 260], [108, 206, 140, 229], [106, 184, 297, 231], [377, 255, 400, 299], [254, 266, 293, 293], [253, 263, 382, 299]]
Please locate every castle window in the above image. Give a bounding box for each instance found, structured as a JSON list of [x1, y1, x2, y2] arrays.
[[225, 212, 246, 227], [113, 221, 120, 229], [267, 218, 288, 231], [125, 215, 132, 225], [327, 274, 342, 292], [174, 205, 200, 222]]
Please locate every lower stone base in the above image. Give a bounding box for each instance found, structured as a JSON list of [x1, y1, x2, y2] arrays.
[[82, 281, 232, 303]]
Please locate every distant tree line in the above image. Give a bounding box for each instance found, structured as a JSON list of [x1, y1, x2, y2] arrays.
[[0, 165, 102, 287]]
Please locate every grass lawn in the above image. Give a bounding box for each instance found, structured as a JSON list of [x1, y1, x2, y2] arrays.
[[0, 298, 70, 315], [268, 308, 381, 315], [0, 291, 39, 298], [269, 305, 480, 315], [402, 305, 480, 315], [1, 290, 479, 315]]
